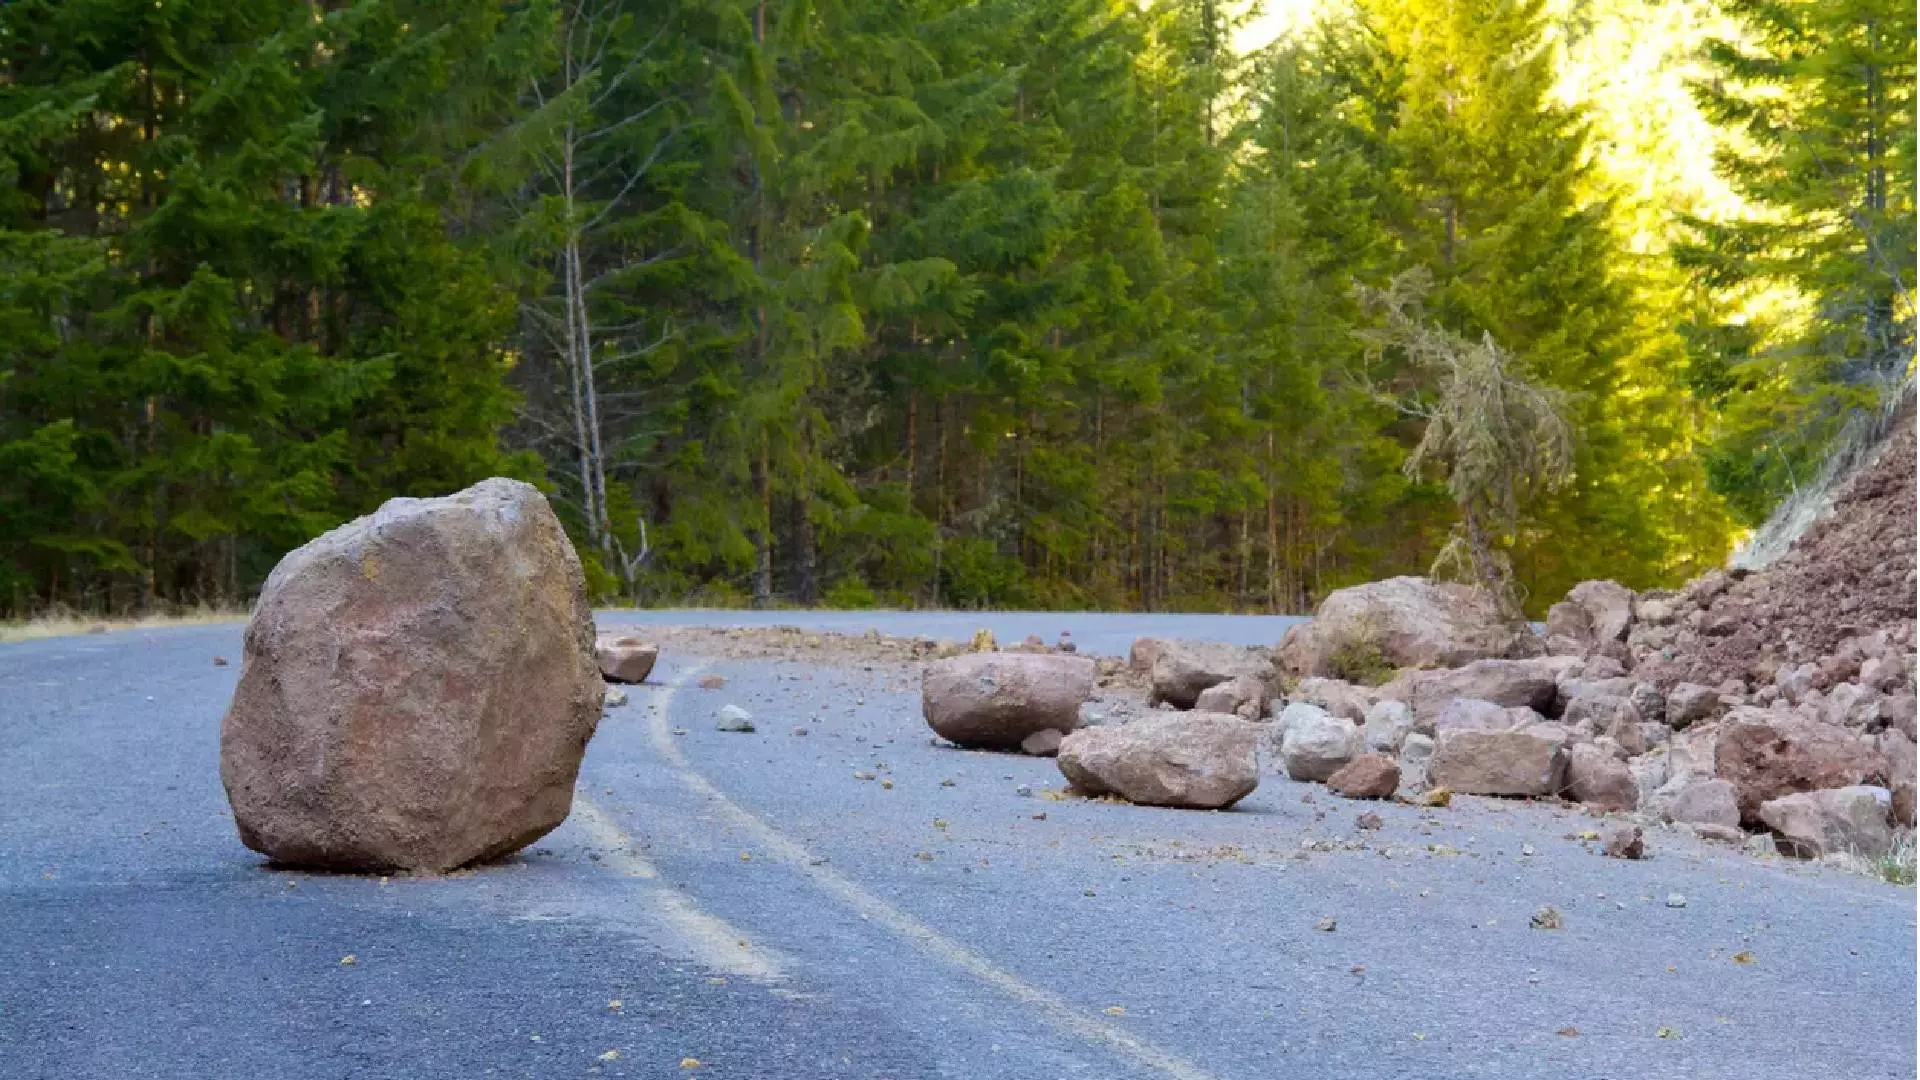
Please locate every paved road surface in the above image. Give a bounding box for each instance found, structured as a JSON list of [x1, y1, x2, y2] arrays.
[[3, 618, 1913, 1079]]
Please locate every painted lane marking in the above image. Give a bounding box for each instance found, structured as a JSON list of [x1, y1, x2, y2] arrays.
[[639, 662, 1221, 1080]]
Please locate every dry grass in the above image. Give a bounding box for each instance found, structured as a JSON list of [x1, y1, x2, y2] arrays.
[[0, 605, 248, 645]]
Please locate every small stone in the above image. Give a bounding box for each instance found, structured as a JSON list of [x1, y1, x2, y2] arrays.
[[1020, 728, 1066, 757], [1033, 812, 1048, 821], [1531, 906, 1564, 930], [790, 726, 808, 736], [1355, 811, 1384, 831], [1665, 893, 1687, 908], [1314, 916, 1337, 932], [1416, 787, 1453, 808], [880, 778, 894, 790], [1015, 784, 1033, 797], [699, 674, 726, 690], [603, 687, 629, 708], [1521, 843, 1535, 857], [213, 656, 229, 667], [1600, 823, 1646, 860], [714, 704, 755, 733]]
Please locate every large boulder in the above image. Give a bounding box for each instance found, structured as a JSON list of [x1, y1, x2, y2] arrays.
[[1275, 576, 1525, 677], [1387, 659, 1563, 726], [595, 635, 658, 683], [922, 652, 1095, 751], [1194, 674, 1270, 718], [1714, 708, 1890, 825], [1148, 640, 1272, 709], [1563, 743, 1638, 811], [1544, 580, 1635, 653], [1290, 677, 1376, 723], [220, 478, 604, 874], [1664, 778, 1740, 829], [1056, 713, 1259, 810], [1398, 733, 1436, 794], [1277, 702, 1363, 781], [1758, 787, 1895, 858], [1429, 724, 1569, 797], [1363, 699, 1415, 753], [1424, 697, 1540, 737], [1327, 755, 1401, 800]]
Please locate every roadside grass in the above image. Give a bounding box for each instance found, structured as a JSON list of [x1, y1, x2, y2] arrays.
[[1875, 830, 1916, 886], [0, 604, 248, 644]]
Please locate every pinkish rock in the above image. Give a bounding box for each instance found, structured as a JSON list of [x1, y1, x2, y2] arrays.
[[1327, 755, 1401, 800], [922, 652, 1096, 751], [1056, 713, 1259, 810]]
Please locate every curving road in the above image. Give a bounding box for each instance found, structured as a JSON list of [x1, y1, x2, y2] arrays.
[[1, 617, 1913, 1079]]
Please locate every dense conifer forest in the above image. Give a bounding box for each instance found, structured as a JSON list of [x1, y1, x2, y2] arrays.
[[0, 0, 1910, 616]]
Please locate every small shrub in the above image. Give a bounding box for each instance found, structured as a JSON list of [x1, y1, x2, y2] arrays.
[[1877, 831, 1916, 886], [822, 576, 879, 610]]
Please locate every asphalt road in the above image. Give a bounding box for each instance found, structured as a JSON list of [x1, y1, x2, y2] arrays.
[[2, 616, 1914, 1079]]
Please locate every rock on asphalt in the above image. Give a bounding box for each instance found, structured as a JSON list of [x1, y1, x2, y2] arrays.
[[1, 615, 1914, 1080]]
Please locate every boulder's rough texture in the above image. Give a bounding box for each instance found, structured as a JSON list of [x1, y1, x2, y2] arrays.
[[1128, 637, 1167, 676], [1290, 678, 1376, 723], [1758, 786, 1895, 858], [1600, 822, 1646, 859], [1193, 674, 1269, 718], [1149, 640, 1272, 709], [1425, 697, 1538, 737], [1665, 778, 1741, 829], [1546, 580, 1635, 651], [1430, 724, 1568, 797], [595, 636, 658, 683], [1363, 699, 1415, 753], [923, 652, 1095, 750], [1397, 733, 1436, 794], [1056, 713, 1259, 810], [1275, 576, 1524, 676], [221, 478, 604, 874], [1714, 708, 1890, 824], [1564, 743, 1638, 811], [1665, 682, 1722, 729], [1278, 703, 1363, 782], [1387, 659, 1563, 723], [1327, 755, 1400, 799]]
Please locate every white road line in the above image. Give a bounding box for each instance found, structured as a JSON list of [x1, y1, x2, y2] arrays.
[[640, 663, 1222, 1080]]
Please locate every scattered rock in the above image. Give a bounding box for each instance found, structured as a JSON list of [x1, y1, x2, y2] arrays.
[[1425, 697, 1538, 738], [1277, 702, 1362, 782], [220, 478, 602, 873], [1363, 699, 1415, 753], [1327, 754, 1400, 800], [603, 687, 629, 708], [1757, 786, 1895, 858], [1148, 640, 1273, 709], [1415, 786, 1453, 807], [1291, 677, 1376, 723], [1397, 733, 1436, 795], [1666, 893, 1687, 908], [596, 636, 659, 684], [1564, 743, 1638, 811], [698, 674, 726, 690], [1715, 708, 1890, 824], [922, 652, 1095, 751], [1391, 659, 1563, 724], [1020, 728, 1066, 757], [1429, 724, 1569, 797], [212, 656, 229, 667], [1599, 822, 1645, 859], [1276, 576, 1528, 676], [1531, 906, 1564, 930], [1194, 674, 1270, 717], [1055, 712, 1260, 810], [790, 726, 809, 737], [1313, 916, 1337, 932], [715, 704, 756, 733], [1355, 811, 1383, 830], [1665, 778, 1740, 830], [1546, 579, 1635, 651]]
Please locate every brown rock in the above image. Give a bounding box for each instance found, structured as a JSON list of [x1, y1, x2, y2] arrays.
[[1389, 659, 1564, 727], [1275, 576, 1526, 677], [1129, 637, 1166, 675], [922, 652, 1095, 751], [1600, 822, 1645, 859], [1758, 786, 1895, 858], [1149, 640, 1272, 709], [1020, 728, 1066, 757], [1564, 743, 1638, 812], [1429, 724, 1568, 797], [1290, 677, 1376, 723], [1056, 712, 1259, 810], [1546, 580, 1635, 650], [220, 478, 603, 874], [1665, 778, 1740, 829], [1714, 708, 1891, 825], [595, 635, 658, 683], [1327, 755, 1401, 800], [1194, 674, 1270, 717]]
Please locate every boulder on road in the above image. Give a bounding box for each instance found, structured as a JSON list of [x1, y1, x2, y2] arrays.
[[1327, 755, 1401, 800], [1363, 699, 1415, 753], [1387, 659, 1566, 726], [1056, 712, 1259, 810], [1429, 724, 1569, 797], [1563, 743, 1638, 812], [1149, 640, 1272, 709], [1290, 677, 1376, 723], [1397, 733, 1436, 794], [1600, 822, 1646, 859], [1758, 786, 1895, 859], [1714, 708, 1890, 825], [1278, 702, 1363, 782], [596, 635, 658, 684], [1194, 674, 1270, 718], [1664, 778, 1740, 830], [1129, 637, 1167, 675], [1425, 697, 1540, 737], [1275, 576, 1526, 677], [923, 652, 1096, 751], [220, 478, 604, 874]]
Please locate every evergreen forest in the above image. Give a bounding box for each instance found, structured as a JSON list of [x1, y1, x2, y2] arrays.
[[0, 0, 1911, 616]]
